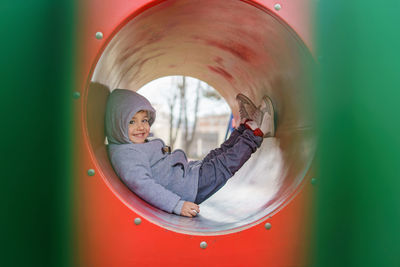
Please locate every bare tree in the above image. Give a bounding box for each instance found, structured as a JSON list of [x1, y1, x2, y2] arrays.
[[168, 78, 182, 149], [167, 76, 204, 154], [183, 79, 202, 153]]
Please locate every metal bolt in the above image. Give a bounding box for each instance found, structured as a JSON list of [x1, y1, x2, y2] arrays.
[[95, 32, 103, 40], [134, 217, 142, 225], [265, 222, 272, 230], [311, 178, 318, 186], [72, 91, 80, 99], [87, 169, 95, 176], [274, 3, 282, 11], [200, 241, 207, 249]]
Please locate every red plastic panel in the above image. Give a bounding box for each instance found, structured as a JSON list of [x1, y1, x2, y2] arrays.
[[74, 0, 315, 266]]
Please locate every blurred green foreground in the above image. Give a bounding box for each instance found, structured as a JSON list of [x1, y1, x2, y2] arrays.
[[0, 0, 399, 266], [315, 1, 400, 266], [0, 1, 75, 266]]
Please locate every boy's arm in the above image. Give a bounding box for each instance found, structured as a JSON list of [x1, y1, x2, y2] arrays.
[[113, 150, 183, 214]]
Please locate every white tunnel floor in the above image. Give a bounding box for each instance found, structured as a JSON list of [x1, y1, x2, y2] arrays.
[[167, 127, 315, 232], [200, 137, 284, 224]]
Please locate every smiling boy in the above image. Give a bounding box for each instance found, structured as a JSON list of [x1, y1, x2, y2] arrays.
[[105, 89, 275, 217], [129, 110, 150, 144]]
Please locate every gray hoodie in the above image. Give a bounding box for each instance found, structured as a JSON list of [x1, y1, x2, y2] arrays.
[[105, 89, 200, 214]]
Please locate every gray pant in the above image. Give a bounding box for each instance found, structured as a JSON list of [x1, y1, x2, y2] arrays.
[[195, 124, 263, 204]]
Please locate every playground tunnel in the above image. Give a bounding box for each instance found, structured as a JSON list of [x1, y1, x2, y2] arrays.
[[85, 0, 316, 235]]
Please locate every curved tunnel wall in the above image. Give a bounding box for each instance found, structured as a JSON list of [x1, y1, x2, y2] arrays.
[[85, 0, 315, 235]]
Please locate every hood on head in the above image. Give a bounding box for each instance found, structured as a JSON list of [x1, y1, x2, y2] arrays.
[[105, 89, 156, 144]]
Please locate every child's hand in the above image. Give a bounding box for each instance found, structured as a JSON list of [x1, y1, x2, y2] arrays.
[[181, 201, 200, 217]]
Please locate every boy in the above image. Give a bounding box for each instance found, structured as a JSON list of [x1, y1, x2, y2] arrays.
[[105, 89, 275, 217]]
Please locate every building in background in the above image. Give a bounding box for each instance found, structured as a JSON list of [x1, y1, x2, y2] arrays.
[[152, 109, 231, 160], [189, 113, 231, 159]]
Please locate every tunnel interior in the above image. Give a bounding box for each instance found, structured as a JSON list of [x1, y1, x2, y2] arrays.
[[86, 0, 316, 235]]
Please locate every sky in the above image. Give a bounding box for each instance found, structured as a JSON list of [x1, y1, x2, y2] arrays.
[[138, 75, 231, 118]]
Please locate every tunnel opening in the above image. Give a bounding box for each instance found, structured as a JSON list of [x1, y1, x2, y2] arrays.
[[86, 0, 316, 235], [138, 75, 232, 160]]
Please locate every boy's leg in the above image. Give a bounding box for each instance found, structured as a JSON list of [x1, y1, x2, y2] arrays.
[[202, 124, 246, 163], [194, 94, 275, 204], [202, 93, 264, 163], [195, 129, 263, 204]]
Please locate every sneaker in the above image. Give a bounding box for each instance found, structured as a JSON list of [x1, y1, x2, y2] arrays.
[[236, 93, 258, 123], [258, 95, 275, 137]]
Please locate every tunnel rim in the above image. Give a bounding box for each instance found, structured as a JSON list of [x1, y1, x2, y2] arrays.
[[83, 0, 316, 236]]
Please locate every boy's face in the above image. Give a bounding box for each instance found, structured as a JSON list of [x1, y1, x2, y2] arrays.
[[128, 110, 150, 144]]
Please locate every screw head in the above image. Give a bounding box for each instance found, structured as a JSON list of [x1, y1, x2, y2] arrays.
[[134, 217, 142, 225], [200, 241, 207, 249], [274, 3, 282, 11], [95, 32, 103, 40], [72, 91, 80, 99], [311, 178, 318, 186], [265, 222, 272, 230], [87, 169, 95, 176]]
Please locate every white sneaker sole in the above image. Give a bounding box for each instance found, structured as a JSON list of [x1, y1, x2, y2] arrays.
[[262, 95, 275, 137]]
